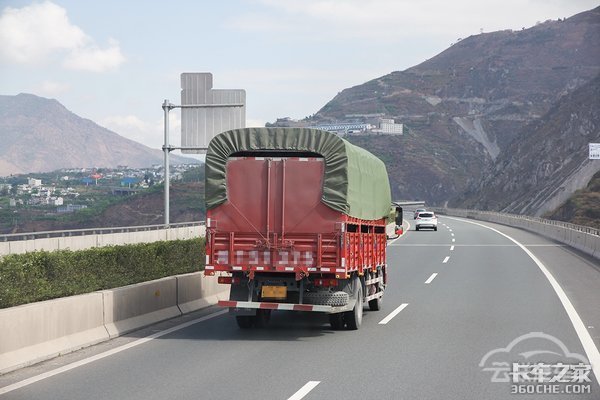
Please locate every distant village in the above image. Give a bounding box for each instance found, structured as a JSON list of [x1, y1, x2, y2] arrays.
[[0, 164, 199, 214], [267, 115, 409, 136]]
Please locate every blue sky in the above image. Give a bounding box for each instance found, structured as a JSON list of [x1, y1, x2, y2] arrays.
[[0, 0, 597, 150]]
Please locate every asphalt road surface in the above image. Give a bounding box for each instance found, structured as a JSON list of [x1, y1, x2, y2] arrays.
[[1, 216, 599, 399]]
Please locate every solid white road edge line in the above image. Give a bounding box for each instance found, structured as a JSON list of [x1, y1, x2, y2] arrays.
[[288, 381, 321, 400], [445, 216, 600, 384], [425, 273, 438, 284], [379, 303, 409, 325], [0, 309, 229, 396], [443, 256, 450, 263]]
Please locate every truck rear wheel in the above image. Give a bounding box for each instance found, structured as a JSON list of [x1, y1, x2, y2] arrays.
[[236, 316, 254, 329], [345, 281, 363, 330], [329, 313, 345, 330], [254, 309, 271, 328], [368, 296, 382, 311]]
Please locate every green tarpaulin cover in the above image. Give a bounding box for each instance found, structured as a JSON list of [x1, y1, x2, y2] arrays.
[[205, 128, 392, 221]]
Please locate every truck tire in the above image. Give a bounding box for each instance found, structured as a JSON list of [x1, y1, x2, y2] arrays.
[[345, 281, 363, 330], [329, 313, 345, 330], [254, 309, 271, 328], [304, 291, 349, 306], [368, 296, 382, 311], [236, 316, 254, 329]]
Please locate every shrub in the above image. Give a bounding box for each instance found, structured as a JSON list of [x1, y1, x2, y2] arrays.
[[0, 238, 205, 308]]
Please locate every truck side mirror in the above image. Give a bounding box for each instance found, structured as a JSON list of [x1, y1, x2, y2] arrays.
[[395, 206, 402, 227]]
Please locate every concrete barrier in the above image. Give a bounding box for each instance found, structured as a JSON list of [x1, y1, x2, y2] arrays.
[[0, 292, 108, 374], [102, 277, 181, 338], [0, 272, 224, 374], [177, 272, 230, 314], [433, 207, 599, 259]]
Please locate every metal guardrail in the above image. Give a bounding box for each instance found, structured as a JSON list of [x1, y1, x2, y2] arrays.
[[430, 207, 599, 236], [0, 221, 205, 242]]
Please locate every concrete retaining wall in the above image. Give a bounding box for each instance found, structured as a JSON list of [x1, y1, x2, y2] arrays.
[[432, 208, 600, 260], [0, 272, 229, 374]]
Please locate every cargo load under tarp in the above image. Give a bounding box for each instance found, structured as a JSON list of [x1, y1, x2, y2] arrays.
[[206, 127, 391, 221]]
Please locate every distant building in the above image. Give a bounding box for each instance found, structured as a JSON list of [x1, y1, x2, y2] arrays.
[[375, 119, 406, 135], [51, 197, 64, 206], [308, 122, 373, 135], [121, 177, 139, 188], [56, 204, 88, 213], [28, 178, 42, 187], [9, 198, 16, 207]]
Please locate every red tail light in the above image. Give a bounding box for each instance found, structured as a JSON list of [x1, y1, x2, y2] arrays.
[[218, 276, 241, 285], [313, 279, 338, 287], [218, 276, 231, 284]]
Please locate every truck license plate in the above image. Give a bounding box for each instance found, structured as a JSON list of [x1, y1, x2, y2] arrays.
[[261, 285, 287, 299]]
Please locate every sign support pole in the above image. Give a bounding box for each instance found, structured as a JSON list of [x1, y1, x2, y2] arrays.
[[162, 99, 174, 226], [161, 101, 244, 227]]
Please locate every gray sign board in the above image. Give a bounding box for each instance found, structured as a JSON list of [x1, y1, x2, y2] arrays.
[[180, 73, 245, 152]]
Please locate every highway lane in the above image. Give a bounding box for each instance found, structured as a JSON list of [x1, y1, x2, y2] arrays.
[[1, 216, 599, 399]]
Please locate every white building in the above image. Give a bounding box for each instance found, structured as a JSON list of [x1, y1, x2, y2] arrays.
[[28, 178, 42, 187], [377, 119, 406, 135]]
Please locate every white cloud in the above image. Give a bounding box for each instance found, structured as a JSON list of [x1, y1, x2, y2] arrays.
[[37, 80, 70, 96], [63, 38, 125, 72], [103, 114, 149, 132], [101, 112, 181, 150], [101, 114, 153, 146], [246, 118, 266, 127], [0, 1, 125, 72]]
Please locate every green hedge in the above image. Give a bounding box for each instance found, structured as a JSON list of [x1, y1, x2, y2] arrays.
[[0, 238, 205, 309]]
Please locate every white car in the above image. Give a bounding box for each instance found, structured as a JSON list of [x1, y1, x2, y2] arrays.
[[413, 208, 427, 219], [415, 211, 438, 231]]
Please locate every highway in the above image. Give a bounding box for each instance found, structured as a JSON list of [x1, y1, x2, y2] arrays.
[[1, 216, 599, 399]]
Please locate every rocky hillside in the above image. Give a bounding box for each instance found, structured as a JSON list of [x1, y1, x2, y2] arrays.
[[311, 6, 600, 205], [545, 171, 600, 229], [455, 74, 600, 215], [0, 93, 195, 176]]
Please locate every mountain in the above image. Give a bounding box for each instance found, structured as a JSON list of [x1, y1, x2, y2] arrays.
[[0, 93, 196, 176], [455, 74, 600, 215], [310, 6, 600, 205]]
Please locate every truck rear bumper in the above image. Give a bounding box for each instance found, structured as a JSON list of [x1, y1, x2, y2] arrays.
[[218, 300, 356, 314]]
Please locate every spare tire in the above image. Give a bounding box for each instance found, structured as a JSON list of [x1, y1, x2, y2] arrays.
[[303, 291, 350, 306]]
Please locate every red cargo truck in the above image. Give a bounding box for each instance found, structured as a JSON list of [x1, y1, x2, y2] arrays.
[[204, 128, 395, 330]]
